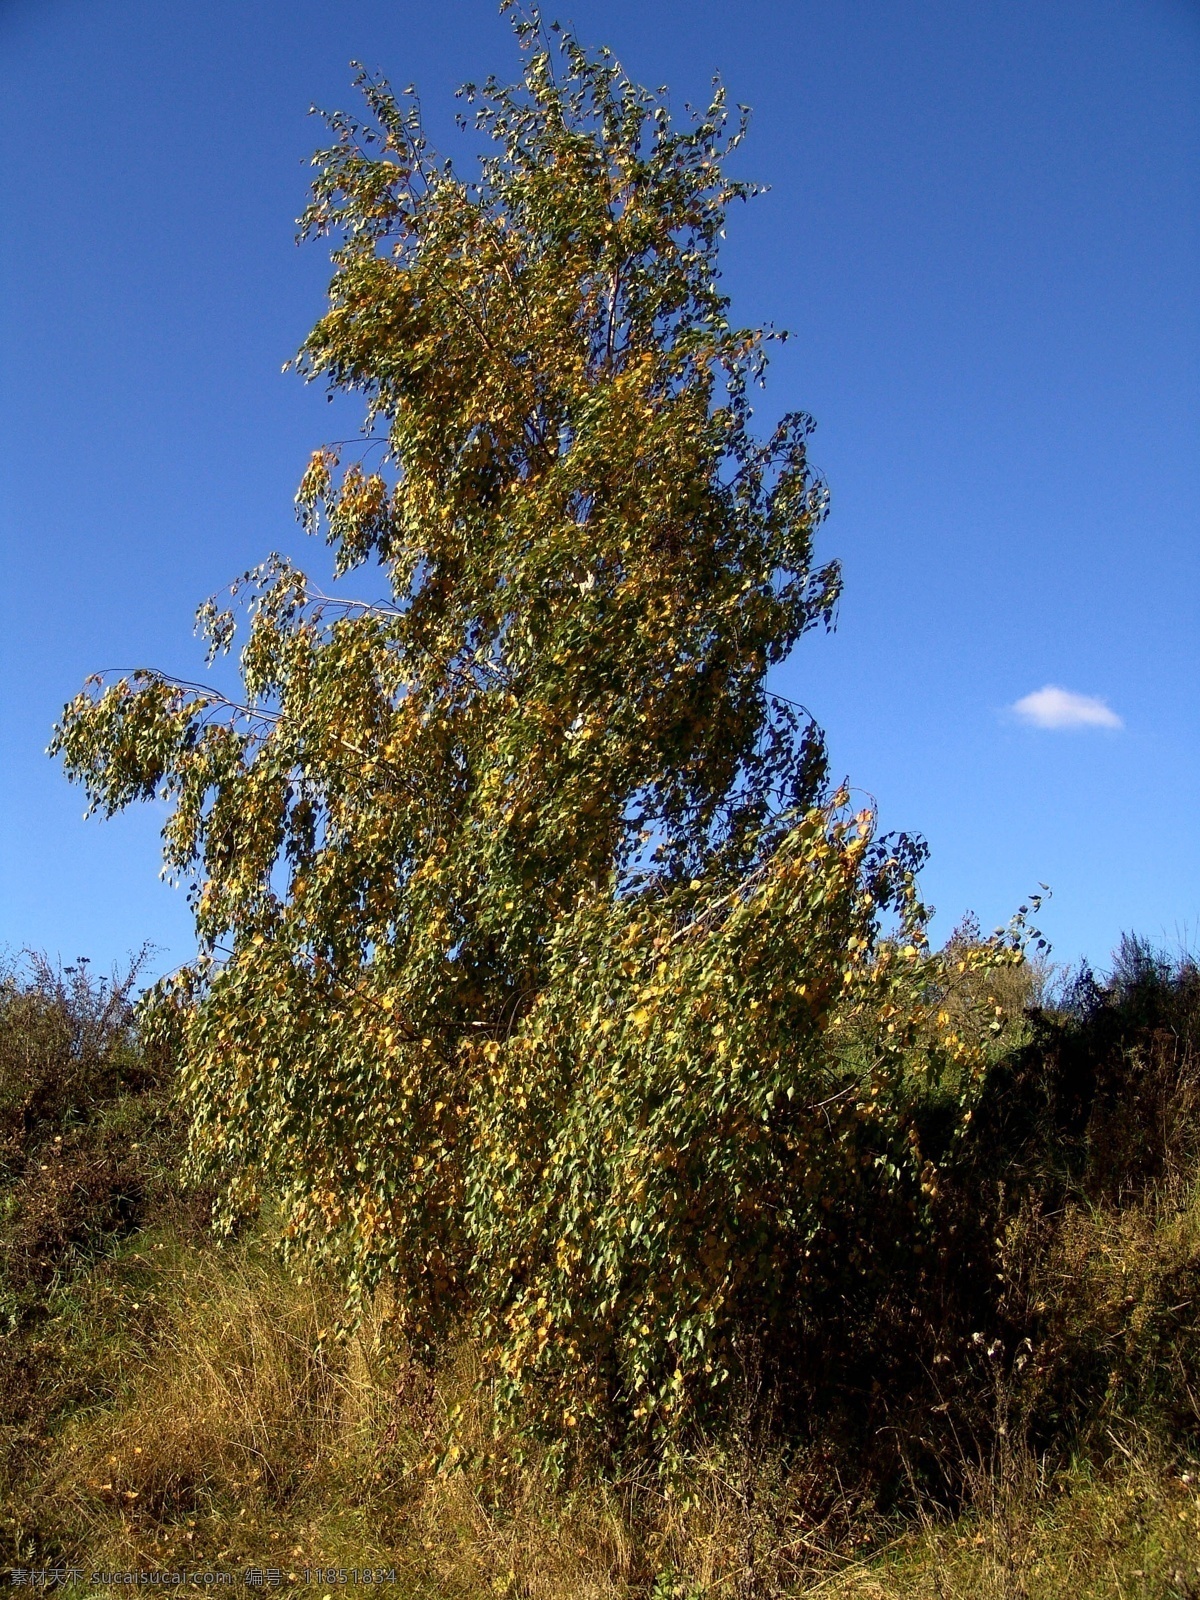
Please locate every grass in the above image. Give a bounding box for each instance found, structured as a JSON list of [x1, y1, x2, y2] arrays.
[[13, 1227, 643, 1593], [5, 942, 1200, 1596], [819, 1463, 1200, 1599], [8, 1223, 1199, 1598]]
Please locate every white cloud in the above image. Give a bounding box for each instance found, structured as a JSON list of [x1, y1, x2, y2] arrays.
[[1011, 685, 1123, 731]]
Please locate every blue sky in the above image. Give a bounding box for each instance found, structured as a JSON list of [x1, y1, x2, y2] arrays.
[[1, 0, 1197, 978]]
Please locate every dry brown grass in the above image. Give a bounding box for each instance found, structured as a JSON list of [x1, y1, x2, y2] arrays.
[[16, 1233, 642, 1593], [9, 1229, 878, 1595], [4, 1221, 1199, 1598]]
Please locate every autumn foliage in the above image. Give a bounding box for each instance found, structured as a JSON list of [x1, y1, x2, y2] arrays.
[[52, 16, 1020, 1466]]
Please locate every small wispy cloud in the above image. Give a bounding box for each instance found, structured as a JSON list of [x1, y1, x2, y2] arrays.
[[1011, 685, 1123, 731]]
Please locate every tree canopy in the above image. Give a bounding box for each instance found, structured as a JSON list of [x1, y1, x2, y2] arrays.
[[53, 14, 1016, 1464]]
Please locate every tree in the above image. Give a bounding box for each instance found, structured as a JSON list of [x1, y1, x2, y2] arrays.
[[54, 14, 1010, 1463]]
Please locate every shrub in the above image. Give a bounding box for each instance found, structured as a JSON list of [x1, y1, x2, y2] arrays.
[[0, 951, 176, 1486]]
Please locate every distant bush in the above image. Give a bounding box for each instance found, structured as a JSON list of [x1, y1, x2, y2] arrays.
[[861, 936, 1200, 1502], [994, 941, 1200, 1458], [684, 934, 1200, 1506], [0, 952, 177, 1470]]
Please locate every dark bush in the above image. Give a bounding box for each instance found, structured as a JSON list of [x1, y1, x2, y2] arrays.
[[752, 940, 1200, 1506], [0, 952, 179, 1453]]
